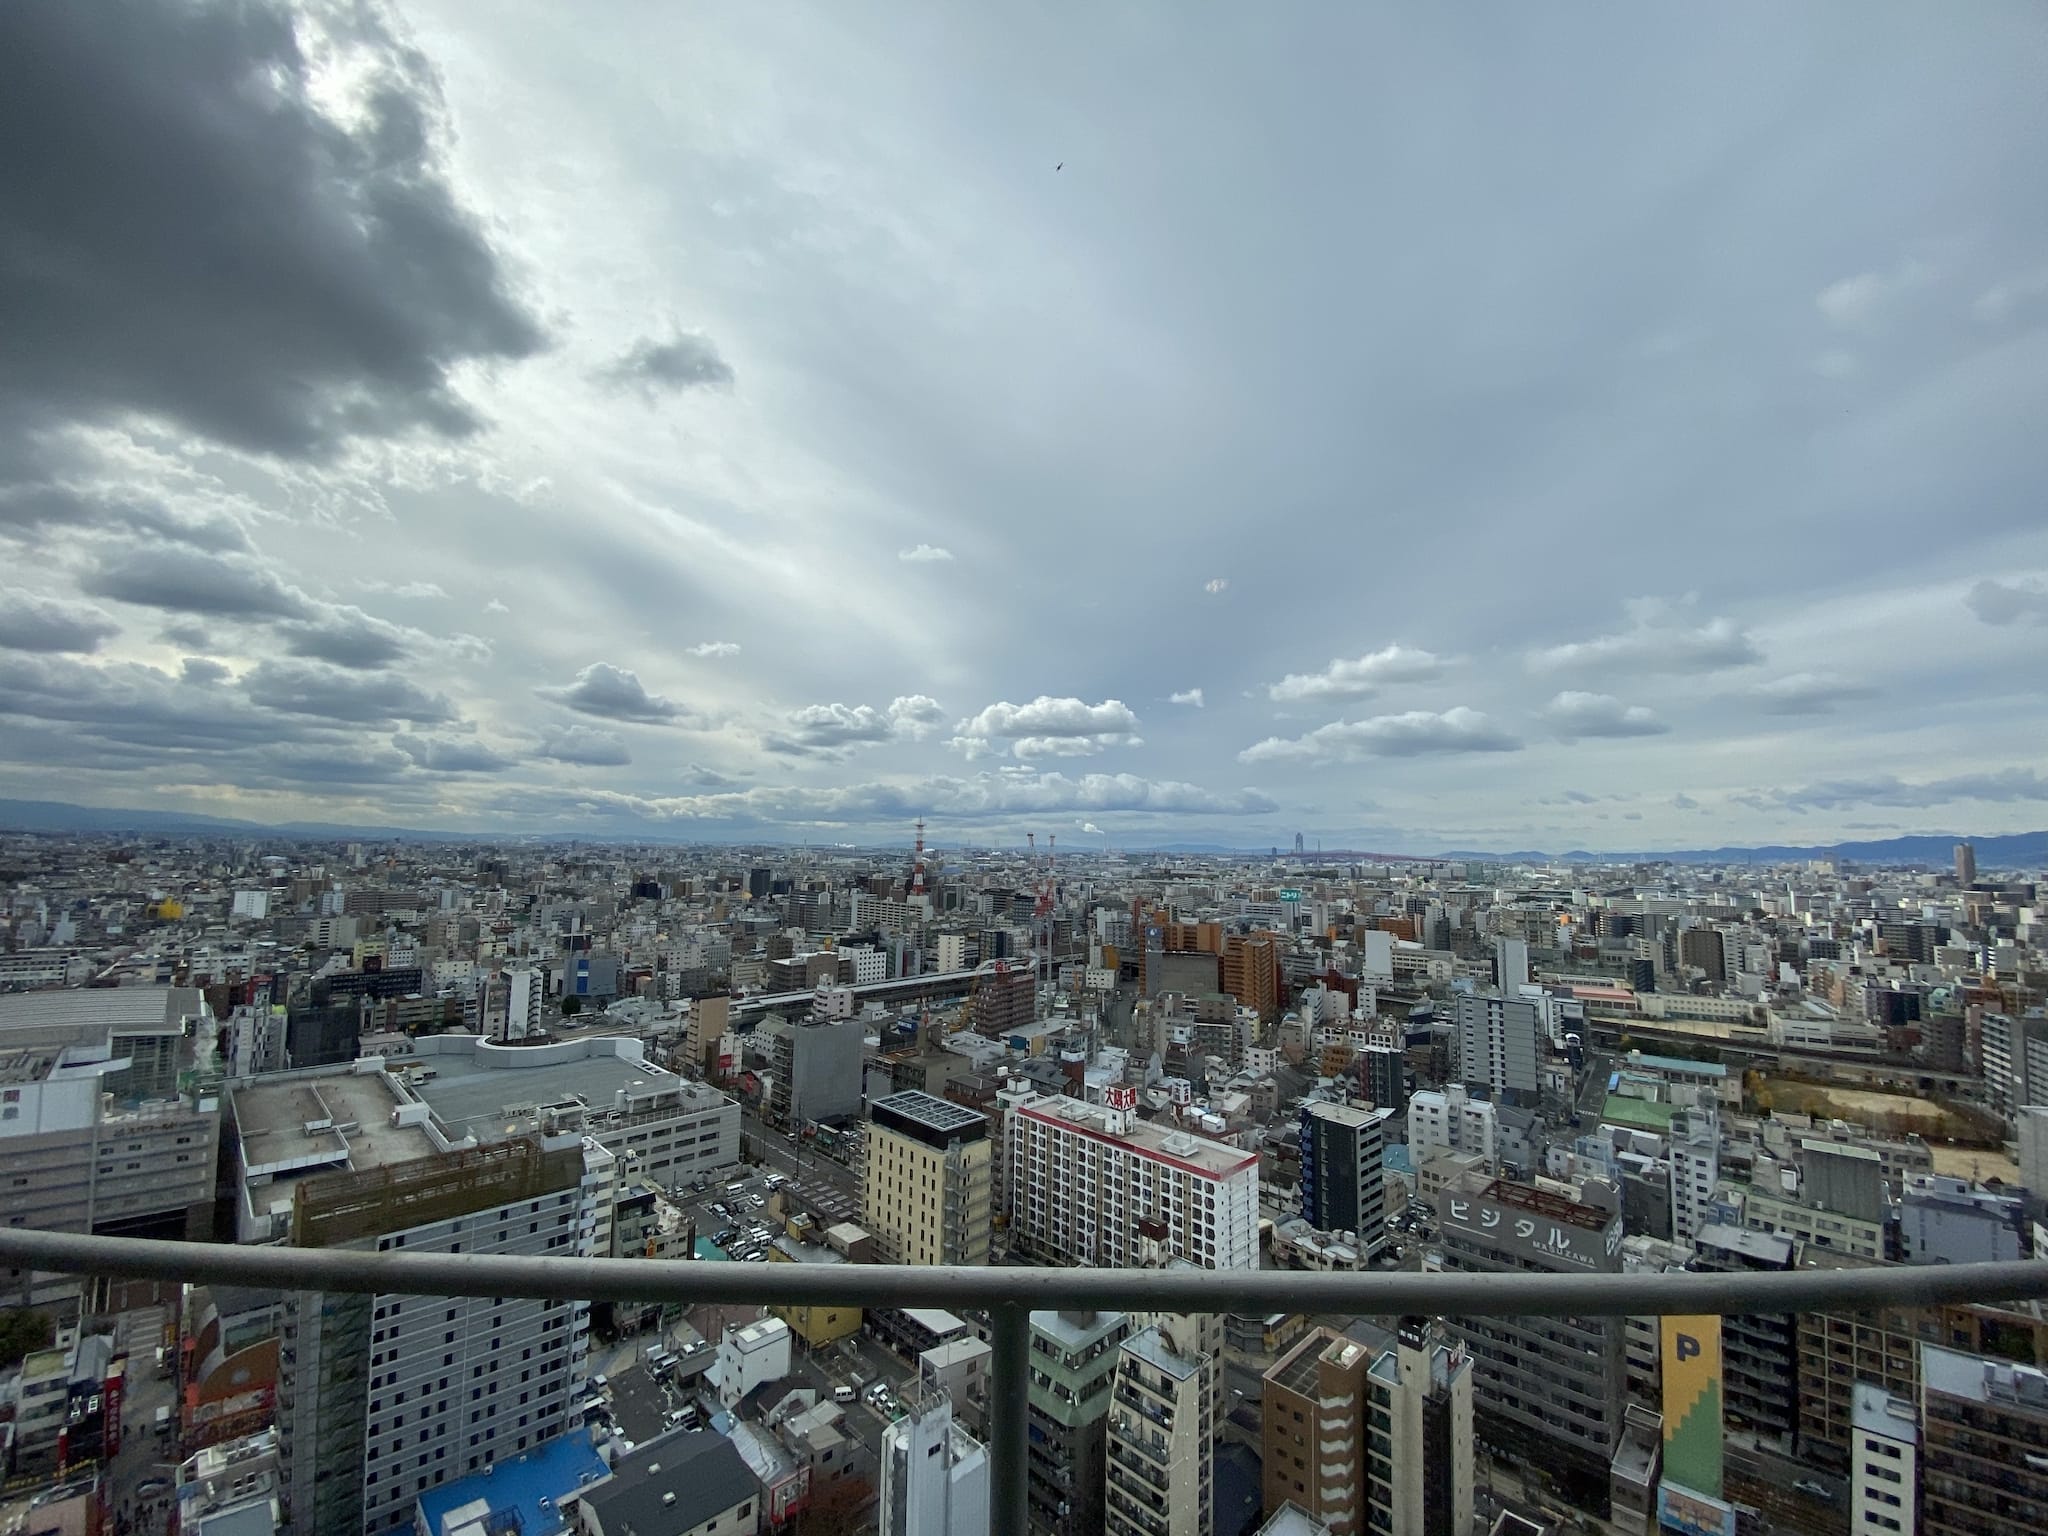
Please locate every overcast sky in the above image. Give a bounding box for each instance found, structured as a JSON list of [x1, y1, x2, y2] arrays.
[[2, 2, 2045, 851]]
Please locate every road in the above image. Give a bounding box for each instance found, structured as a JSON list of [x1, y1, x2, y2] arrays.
[[108, 1303, 179, 1536], [740, 1108, 860, 1197]]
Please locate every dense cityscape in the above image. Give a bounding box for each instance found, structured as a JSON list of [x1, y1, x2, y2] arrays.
[[5, 1, 2047, 1534], [0, 827, 2040, 1536]]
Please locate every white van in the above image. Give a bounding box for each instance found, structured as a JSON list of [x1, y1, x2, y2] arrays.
[[833, 1385, 856, 1404]]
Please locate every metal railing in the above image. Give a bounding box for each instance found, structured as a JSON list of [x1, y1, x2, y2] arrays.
[[5, 1228, 2044, 1536]]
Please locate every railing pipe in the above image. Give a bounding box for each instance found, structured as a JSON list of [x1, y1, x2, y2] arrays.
[[4, 1229, 2041, 1317], [988, 1304, 1030, 1536]]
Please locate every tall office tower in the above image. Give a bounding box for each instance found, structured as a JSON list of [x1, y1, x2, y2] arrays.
[[1106, 1324, 1213, 1536], [882, 1382, 990, 1536], [864, 1090, 992, 1266], [1358, 1045, 1406, 1112], [1677, 927, 1727, 985], [232, 1071, 597, 1536], [502, 967, 542, 1040], [1667, 1111, 1719, 1243], [1849, 1385, 1917, 1536], [1453, 993, 1539, 1104], [1297, 1102, 1391, 1256], [1687, 1225, 1796, 1450], [1261, 1326, 1373, 1533], [1495, 936, 1530, 992], [1980, 1012, 2048, 1118], [1435, 1176, 1626, 1507], [1954, 841, 1977, 886], [1367, 1318, 1475, 1536], [1005, 1090, 1259, 1269], [1919, 1346, 2048, 1536], [1220, 933, 1280, 1023], [755, 1012, 865, 1123], [748, 865, 772, 900], [1028, 1309, 1130, 1536]]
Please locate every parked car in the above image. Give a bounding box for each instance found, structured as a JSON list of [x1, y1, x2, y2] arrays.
[[1793, 1480, 1835, 1503]]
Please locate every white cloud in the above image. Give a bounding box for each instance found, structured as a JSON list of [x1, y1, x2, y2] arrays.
[[1527, 597, 1761, 675], [898, 544, 953, 563], [1541, 691, 1670, 740], [688, 640, 742, 658], [1816, 259, 1931, 329], [1267, 644, 1446, 703], [1239, 707, 1520, 763], [768, 693, 948, 753], [1169, 688, 1205, 708], [1743, 768, 2048, 813], [356, 579, 449, 600], [483, 598, 510, 614], [953, 696, 1142, 759], [1974, 266, 2048, 322], [1203, 578, 1229, 594]]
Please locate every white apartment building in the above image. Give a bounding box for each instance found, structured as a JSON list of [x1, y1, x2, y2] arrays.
[[1669, 1111, 1720, 1243], [935, 933, 973, 973], [1106, 1322, 1212, 1536], [881, 1384, 989, 1536], [1367, 1319, 1475, 1536], [1849, 1384, 1917, 1536], [1006, 1090, 1258, 1270], [1407, 1085, 1498, 1171], [230, 889, 271, 921], [503, 967, 543, 1039]]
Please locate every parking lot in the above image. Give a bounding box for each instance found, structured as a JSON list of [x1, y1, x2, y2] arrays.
[[680, 1167, 789, 1260]]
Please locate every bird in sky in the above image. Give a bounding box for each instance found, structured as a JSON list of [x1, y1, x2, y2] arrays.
[[1055, 162, 1063, 171]]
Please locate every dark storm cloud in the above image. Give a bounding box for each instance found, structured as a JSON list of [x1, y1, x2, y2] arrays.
[[597, 332, 736, 395], [0, 653, 283, 750], [0, 0, 544, 461], [79, 544, 310, 619], [243, 660, 455, 725], [0, 594, 120, 654]]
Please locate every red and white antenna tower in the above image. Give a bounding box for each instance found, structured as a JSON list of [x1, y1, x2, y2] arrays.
[[911, 817, 927, 899]]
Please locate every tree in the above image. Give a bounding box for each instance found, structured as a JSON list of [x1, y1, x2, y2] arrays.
[[0, 1309, 54, 1370], [560, 995, 582, 1017]]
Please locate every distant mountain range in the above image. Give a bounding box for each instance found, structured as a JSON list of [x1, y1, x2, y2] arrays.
[[0, 797, 2040, 868]]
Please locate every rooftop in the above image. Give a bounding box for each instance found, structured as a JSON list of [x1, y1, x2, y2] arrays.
[[231, 1069, 434, 1178], [871, 1088, 987, 1146], [1123, 1323, 1200, 1381], [1922, 1343, 2048, 1409], [413, 1427, 607, 1536], [1031, 1308, 1127, 1351], [0, 986, 201, 1036], [1016, 1094, 1258, 1179], [404, 1037, 720, 1142], [1851, 1382, 1919, 1444]]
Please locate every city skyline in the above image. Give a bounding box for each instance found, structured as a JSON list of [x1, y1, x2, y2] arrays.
[[3, 3, 2047, 852]]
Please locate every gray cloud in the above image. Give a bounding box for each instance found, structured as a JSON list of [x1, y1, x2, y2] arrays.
[[0, 593, 120, 654], [1267, 645, 1446, 703], [538, 662, 681, 723], [0, 0, 543, 460], [243, 660, 455, 725], [1542, 691, 1671, 740], [79, 544, 309, 619], [1528, 598, 1762, 676], [1743, 672, 1879, 715], [0, 484, 251, 552], [597, 331, 734, 395], [535, 725, 632, 766], [181, 657, 229, 685], [1240, 707, 1521, 763], [1743, 769, 2048, 813], [1966, 578, 2048, 627], [393, 733, 516, 773], [281, 606, 415, 669]]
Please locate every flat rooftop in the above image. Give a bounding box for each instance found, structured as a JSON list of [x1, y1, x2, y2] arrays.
[[1016, 1094, 1258, 1179], [0, 986, 198, 1033], [233, 1070, 434, 1175], [410, 1051, 719, 1142], [1124, 1324, 1200, 1381], [871, 1089, 987, 1146]]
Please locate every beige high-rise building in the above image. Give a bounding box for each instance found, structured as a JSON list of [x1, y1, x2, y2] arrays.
[[863, 1090, 992, 1266], [1106, 1321, 1213, 1536]]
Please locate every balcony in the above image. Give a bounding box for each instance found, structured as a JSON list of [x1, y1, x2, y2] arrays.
[[4, 1228, 2044, 1536]]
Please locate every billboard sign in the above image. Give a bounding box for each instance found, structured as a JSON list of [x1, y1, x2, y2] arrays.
[[1661, 1315, 1723, 1498], [1279, 889, 1303, 902], [1436, 1187, 1622, 1271], [1658, 1484, 1736, 1536]]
